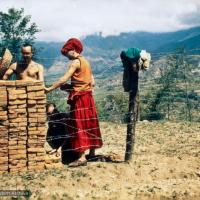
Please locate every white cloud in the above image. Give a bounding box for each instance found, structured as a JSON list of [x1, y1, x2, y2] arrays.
[[0, 0, 200, 41]]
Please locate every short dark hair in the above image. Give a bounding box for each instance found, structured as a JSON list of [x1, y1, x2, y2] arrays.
[[22, 43, 33, 52]]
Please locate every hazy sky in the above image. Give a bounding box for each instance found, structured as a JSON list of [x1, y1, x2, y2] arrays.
[[0, 0, 200, 41]]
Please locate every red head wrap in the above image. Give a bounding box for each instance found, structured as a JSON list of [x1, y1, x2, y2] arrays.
[[61, 38, 83, 55]]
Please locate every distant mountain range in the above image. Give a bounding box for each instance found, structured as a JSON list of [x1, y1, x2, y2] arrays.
[[35, 26, 200, 74]]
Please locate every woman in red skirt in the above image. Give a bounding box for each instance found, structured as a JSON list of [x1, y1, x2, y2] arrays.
[[45, 38, 103, 167]]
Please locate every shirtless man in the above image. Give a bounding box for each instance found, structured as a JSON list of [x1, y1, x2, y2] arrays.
[[3, 44, 44, 81]]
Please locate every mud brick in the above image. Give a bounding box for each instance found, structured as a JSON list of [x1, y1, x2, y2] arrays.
[[37, 117, 46, 123], [0, 126, 8, 131], [8, 109, 16, 114], [27, 104, 37, 108], [18, 140, 26, 145], [9, 123, 19, 127], [17, 136, 27, 141], [18, 122, 27, 127], [28, 113, 39, 118], [9, 150, 26, 155], [0, 106, 7, 111], [27, 92, 36, 99], [37, 99, 46, 104], [28, 144, 44, 148], [28, 156, 45, 162], [9, 167, 27, 173], [8, 95, 17, 100], [0, 115, 8, 120], [28, 154, 37, 158], [27, 139, 37, 145], [15, 108, 27, 113], [0, 96, 7, 100], [28, 127, 37, 131], [9, 127, 27, 132], [28, 118, 37, 123], [8, 105, 17, 109], [0, 165, 8, 171], [0, 120, 9, 126], [35, 95, 46, 100], [28, 100, 37, 104], [28, 108, 37, 112], [0, 139, 8, 147], [17, 104, 27, 108], [0, 134, 8, 139], [37, 152, 45, 156], [28, 165, 44, 171], [37, 126, 47, 131], [0, 151, 8, 158], [0, 147, 8, 152], [9, 159, 26, 165], [8, 145, 26, 150], [15, 80, 43, 86], [9, 150, 20, 155], [0, 111, 7, 115], [8, 89, 26, 95], [36, 90, 45, 96], [17, 94, 27, 99], [0, 152, 8, 157], [0, 102, 7, 107], [9, 154, 27, 160], [28, 135, 37, 139], [36, 104, 45, 108], [27, 85, 44, 91], [18, 131, 27, 135], [0, 97, 7, 103], [37, 122, 46, 127], [9, 117, 27, 123], [8, 136, 18, 141], [0, 157, 8, 164], [8, 113, 18, 119], [9, 140, 18, 146], [9, 163, 27, 169], [18, 113, 27, 118], [27, 148, 45, 153], [37, 108, 46, 113], [0, 86, 6, 90], [0, 80, 15, 86], [9, 100, 26, 105]]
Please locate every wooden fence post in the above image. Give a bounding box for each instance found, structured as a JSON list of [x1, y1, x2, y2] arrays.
[[125, 71, 139, 161]]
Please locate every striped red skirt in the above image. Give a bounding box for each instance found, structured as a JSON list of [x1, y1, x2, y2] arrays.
[[66, 91, 103, 152]]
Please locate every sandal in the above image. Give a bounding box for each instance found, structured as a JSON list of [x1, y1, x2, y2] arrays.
[[68, 159, 87, 167]]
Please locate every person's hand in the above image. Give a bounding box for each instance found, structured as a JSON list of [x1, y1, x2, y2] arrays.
[[44, 87, 51, 94], [56, 147, 61, 157], [60, 83, 72, 92]]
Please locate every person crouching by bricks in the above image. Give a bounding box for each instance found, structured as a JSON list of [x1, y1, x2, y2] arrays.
[[45, 38, 103, 167], [46, 103, 69, 157]]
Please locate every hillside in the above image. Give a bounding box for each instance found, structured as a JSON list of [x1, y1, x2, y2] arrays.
[[35, 26, 200, 73], [1, 121, 199, 200]]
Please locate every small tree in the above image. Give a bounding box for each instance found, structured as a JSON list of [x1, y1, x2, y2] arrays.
[[0, 8, 40, 61]]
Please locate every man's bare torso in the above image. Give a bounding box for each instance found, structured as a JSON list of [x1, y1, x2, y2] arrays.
[[12, 61, 43, 81]]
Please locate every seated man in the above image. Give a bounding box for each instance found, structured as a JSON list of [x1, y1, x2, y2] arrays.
[[3, 44, 44, 81]]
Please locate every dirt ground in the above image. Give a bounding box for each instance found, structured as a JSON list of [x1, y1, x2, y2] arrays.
[[0, 121, 200, 200]]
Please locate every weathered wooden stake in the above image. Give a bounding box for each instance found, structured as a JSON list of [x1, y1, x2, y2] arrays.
[[125, 71, 139, 161]]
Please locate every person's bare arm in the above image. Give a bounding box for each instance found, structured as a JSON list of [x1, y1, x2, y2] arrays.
[[91, 74, 95, 87], [45, 59, 80, 93], [38, 64, 44, 81], [2, 63, 17, 80]]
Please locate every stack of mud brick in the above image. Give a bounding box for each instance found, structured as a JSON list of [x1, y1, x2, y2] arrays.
[[0, 80, 47, 173]]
